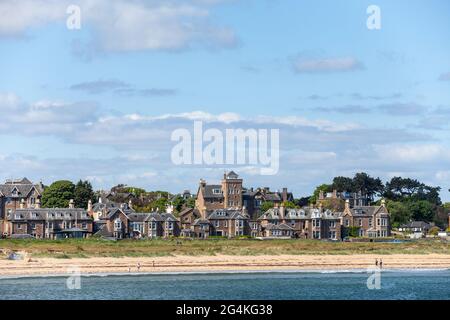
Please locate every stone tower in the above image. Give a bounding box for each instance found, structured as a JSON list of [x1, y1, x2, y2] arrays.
[[221, 171, 243, 209]]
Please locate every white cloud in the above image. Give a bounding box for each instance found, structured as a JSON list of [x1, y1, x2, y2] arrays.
[[374, 144, 450, 163], [0, 0, 66, 37], [0, 0, 237, 52], [293, 56, 363, 74]]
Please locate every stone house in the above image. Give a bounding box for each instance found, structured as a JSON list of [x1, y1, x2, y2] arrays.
[[5, 199, 93, 239], [0, 178, 44, 214], [207, 208, 250, 238], [341, 199, 391, 238], [258, 205, 342, 240]]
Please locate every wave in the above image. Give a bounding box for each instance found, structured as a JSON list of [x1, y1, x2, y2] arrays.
[[1, 267, 449, 280]]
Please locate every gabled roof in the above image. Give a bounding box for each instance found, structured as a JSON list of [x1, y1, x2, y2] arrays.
[[259, 207, 342, 220], [11, 208, 91, 221], [265, 223, 294, 231], [207, 209, 249, 220], [202, 185, 224, 199], [193, 218, 210, 226], [0, 178, 44, 198], [225, 171, 239, 179], [350, 205, 388, 216]]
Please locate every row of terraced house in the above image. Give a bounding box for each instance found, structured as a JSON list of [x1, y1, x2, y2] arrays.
[[0, 173, 391, 240]]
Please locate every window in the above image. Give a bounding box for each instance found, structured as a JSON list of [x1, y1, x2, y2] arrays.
[[114, 219, 122, 230], [369, 218, 373, 227], [31, 223, 36, 230], [377, 219, 381, 226], [330, 221, 336, 228], [17, 224, 22, 230], [214, 221, 220, 227], [345, 219, 350, 227], [82, 222, 87, 229], [358, 219, 362, 227]]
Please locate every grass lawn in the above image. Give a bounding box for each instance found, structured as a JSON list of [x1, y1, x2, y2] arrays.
[[0, 238, 449, 258]]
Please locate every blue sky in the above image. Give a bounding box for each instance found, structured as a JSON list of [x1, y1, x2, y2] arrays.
[[0, 0, 449, 201]]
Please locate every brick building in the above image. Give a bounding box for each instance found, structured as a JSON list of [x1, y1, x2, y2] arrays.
[[5, 199, 93, 239], [0, 178, 44, 215]]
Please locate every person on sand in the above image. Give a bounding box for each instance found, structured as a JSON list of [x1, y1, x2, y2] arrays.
[[379, 259, 383, 269], [128, 267, 131, 273], [375, 259, 378, 267], [153, 261, 155, 268], [137, 262, 141, 272]]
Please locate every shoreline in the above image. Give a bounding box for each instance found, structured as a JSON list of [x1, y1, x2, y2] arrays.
[[1, 254, 450, 277], [1, 268, 449, 280]]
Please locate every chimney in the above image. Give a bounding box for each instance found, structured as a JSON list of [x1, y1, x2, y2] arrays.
[[282, 188, 288, 202], [381, 199, 386, 207], [279, 203, 285, 220], [20, 199, 25, 209], [319, 190, 324, 200], [69, 199, 75, 209], [87, 199, 92, 211], [35, 198, 41, 209], [345, 199, 350, 211], [332, 189, 337, 198], [128, 199, 133, 209], [199, 179, 206, 188]]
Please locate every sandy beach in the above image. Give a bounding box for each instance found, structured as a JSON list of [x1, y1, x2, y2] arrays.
[[1, 254, 449, 277]]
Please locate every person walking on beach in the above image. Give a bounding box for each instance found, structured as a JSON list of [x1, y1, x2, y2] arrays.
[[379, 259, 383, 269], [153, 260, 155, 268], [375, 259, 378, 267], [137, 262, 141, 272]]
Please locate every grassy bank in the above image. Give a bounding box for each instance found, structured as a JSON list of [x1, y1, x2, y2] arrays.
[[0, 238, 449, 259]]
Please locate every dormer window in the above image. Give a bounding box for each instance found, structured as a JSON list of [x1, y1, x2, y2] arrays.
[[212, 188, 221, 194]]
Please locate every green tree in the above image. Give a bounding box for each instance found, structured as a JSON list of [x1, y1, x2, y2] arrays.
[[282, 201, 298, 209], [406, 200, 435, 222], [352, 172, 384, 201], [41, 180, 75, 208], [386, 200, 411, 228], [309, 184, 332, 204], [384, 177, 441, 205], [332, 176, 354, 192], [186, 197, 196, 209], [260, 201, 274, 213], [74, 180, 95, 209], [172, 195, 186, 213]]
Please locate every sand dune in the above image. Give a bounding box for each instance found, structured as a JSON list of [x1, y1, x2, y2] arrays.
[[1, 254, 449, 276]]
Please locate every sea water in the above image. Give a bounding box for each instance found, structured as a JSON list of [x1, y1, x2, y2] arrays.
[[0, 269, 449, 300]]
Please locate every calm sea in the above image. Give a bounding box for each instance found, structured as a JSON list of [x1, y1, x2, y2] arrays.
[[0, 270, 449, 300]]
